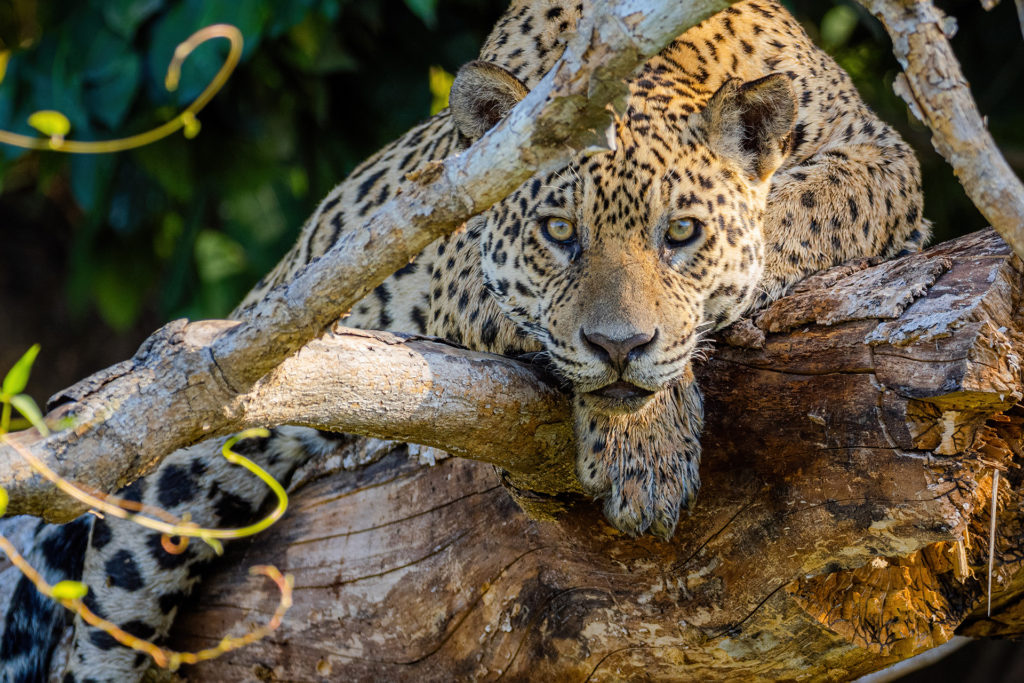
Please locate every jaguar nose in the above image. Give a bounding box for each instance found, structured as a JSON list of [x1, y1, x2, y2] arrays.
[[581, 328, 657, 371]]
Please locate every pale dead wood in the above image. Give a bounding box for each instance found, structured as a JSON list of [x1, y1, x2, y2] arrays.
[[0, 0, 741, 522], [0, 321, 583, 522], [240, 329, 578, 496], [856, 0, 1024, 261], [170, 230, 1024, 681]]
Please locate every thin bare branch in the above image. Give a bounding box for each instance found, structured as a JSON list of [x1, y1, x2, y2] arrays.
[[857, 0, 1024, 260]]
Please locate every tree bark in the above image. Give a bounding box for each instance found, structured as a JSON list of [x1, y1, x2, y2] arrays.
[[168, 229, 1024, 681], [1, 2, 1019, 678]]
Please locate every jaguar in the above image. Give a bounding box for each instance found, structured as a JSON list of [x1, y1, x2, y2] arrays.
[[0, 1, 926, 680]]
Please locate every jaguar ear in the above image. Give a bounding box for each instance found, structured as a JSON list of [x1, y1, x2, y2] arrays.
[[449, 60, 529, 144], [702, 74, 797, 182]]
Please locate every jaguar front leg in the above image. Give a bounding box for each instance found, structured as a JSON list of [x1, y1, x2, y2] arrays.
[[574, 374, 704, 540]]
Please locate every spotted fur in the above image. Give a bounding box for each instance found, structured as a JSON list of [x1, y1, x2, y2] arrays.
[[437, 2, 927, 535], [1, 1, 926, 680]]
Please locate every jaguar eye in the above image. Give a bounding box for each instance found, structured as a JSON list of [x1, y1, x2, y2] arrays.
[[666, 217, 703, 248], [540, 216, 577, 244]]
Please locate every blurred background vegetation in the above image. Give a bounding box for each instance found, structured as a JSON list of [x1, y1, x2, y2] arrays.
[[0, 1, 1021, 677]]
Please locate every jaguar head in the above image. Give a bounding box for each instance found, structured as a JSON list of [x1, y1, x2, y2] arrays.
[[450, 61, 796, 537]]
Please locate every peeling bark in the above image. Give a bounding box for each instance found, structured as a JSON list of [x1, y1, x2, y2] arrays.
[[171, 230, 1024, 680]]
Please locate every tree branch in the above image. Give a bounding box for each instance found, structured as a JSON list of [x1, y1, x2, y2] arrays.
[[0, 0, 738, 521], [857, 0, 1024, 260], [201, 0, 739, 390], [240, 329, 578, 496]]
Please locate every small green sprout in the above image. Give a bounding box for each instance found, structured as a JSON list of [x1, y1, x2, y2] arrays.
[[1, 344, 48, 436], [26, 110, 71, 148]]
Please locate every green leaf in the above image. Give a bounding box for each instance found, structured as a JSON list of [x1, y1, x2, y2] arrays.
[[106, 161, 166, 235], [15, 32, 88, 135], [0, 487, 7, 517], [80, 22, 130, 80], [0, 50, 9, 87], [266, 0, 319, 38], [403, 0, 438, 28], [133, 140, 193, 202], [10, 394, 48, 436], [288, 166, 309, 199], [83, 52, 141, 130], [154, 212, 185, 260], [285, 15, 356, 73], [220, 184, 287, 246], [0, 54, 16, 132], [316, 0, 342, 22], [70, 153, 116, 213], [194, 230, 246, 282], [821, 5, 859, 51], [428, 65, 454, 116], [101, 0, 165, 39], [93, 263, 145, 331], [196, 0, 270, 58], [2, 344, 40, 396], [27, 110, 71, 138], [148, 3, 224, 105], [52, 580, 89, 601], [21, 22, 91, 135]]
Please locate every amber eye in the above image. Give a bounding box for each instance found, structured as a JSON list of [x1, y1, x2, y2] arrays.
[[541, 216, 577, 244], [666, 217, 703, 248]]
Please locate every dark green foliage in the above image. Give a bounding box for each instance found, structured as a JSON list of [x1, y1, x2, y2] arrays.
[[0, 0, 1020, 333], [0, 0, 503, 329]]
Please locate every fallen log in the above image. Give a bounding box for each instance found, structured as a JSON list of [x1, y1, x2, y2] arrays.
[[172, 230, 1024, 681]]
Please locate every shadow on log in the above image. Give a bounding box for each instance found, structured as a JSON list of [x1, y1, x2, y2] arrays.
[[172, 230, 1024, 681]]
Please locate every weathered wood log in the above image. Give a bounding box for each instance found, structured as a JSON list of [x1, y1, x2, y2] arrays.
[[171, 230, 1024, 681]]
